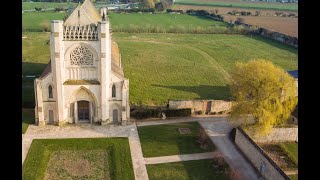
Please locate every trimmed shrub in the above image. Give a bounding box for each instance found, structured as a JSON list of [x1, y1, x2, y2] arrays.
[[132, 108, 191, 119], [163, 108, 191, 117]]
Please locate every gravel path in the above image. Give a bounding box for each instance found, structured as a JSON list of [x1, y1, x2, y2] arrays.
[[144, 152, 222, 165]]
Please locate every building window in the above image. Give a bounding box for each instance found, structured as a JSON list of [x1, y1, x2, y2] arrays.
[[48, 85, 53, 98], [70, 46, 94, 66], [112, 84, 116, 98]]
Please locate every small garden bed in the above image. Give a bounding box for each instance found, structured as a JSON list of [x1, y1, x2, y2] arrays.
[[138, 122, 215, 157], [259, 142, 298, 171], [22, 138, 134, 180], [147, 158, 230, 180]]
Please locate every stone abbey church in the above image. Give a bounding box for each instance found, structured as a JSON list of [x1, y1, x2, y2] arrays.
[[34, 0, 130, 126]]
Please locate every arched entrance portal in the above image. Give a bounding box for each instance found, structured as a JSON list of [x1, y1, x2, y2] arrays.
[[69, 87, 97, 124], [113, 109, 118, 123], [78, 100, 89, 121]]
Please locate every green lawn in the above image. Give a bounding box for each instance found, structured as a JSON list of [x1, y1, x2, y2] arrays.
[[138, 122, 215, 157], [22, 32, 50, 75], [22, 109, 34, 134], [147, 159, 229, 180], [22, 2, 76, 10], [109, 13, 228, 33], [22, 32, 297, 106], [289, 174, 298, 180], [22, 12, 67, 31], [113, 33, 297, 105], [279, 142, 298, 165], [174, 0, 298, 11], [22, 138, 134, 180]]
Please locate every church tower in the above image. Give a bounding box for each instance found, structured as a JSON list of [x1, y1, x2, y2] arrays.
[[34, 0, 130, 126]]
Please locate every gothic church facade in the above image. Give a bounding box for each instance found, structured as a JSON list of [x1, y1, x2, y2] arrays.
[[34, 0, 130, 126]]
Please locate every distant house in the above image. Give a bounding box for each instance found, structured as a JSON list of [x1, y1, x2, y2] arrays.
[[287, 70, 298, 90]]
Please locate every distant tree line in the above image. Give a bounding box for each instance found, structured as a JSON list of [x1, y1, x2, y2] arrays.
[[186, 9, 224, 22]]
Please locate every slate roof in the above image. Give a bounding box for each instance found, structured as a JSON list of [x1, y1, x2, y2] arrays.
[[39, 60, 51, 79], [287, 70, 298, 79], [111, 42, 124, 78]]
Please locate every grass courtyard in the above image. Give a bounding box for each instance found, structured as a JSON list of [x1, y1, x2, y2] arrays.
[[137, 122, 215, 157], [22, 138, 134, 180], [147, 159, 229, 180]]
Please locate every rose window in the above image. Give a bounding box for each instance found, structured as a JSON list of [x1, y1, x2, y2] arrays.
[[70, 46, 94, 65]]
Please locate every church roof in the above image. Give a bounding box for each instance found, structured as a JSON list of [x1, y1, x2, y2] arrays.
[[64, 0, 102, 26], [111, 42, 124, 78], [39, 60, 51, 79]]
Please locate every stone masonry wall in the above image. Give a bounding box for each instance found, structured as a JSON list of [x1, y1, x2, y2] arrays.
[[235, 128, 290, 180], [168, 100, 232, 113], [252, 127, 298, 143]]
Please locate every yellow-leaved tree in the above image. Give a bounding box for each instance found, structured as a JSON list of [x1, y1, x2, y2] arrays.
[[230, 60, 297, 135]]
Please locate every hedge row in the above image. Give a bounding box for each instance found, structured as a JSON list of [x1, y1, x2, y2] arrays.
[[132, 108, 192, 119]]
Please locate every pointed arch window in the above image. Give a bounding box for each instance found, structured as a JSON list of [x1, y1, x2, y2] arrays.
[[112, 84, 116, 98], [48, 85, 53, 98]]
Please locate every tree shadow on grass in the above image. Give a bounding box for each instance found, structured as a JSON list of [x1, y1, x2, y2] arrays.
[[152, 84, 232, 100]]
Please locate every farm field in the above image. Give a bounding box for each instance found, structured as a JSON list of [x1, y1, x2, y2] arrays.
[[22, 32, 298, 106], [224, 15, 298, 37], [174, 0, 298, 11], [22, 2, 76, 10], [109, 13, 228, 33], [22, 138, 134, 180], [172, 5, 298, 37], [22, 12, 67, 31], [172, 4, 298, 15]]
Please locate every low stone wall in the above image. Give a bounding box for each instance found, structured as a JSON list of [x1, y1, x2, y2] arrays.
[[252, 127, 298, 143], [234, 128, 290, 180], [168, 100, 232, 113]]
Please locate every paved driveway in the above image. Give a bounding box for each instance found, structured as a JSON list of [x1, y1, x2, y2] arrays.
[[199, 120, 261, 180]]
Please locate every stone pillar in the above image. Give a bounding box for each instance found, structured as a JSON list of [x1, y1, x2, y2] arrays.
[[35, 79, 45, 126], [99, 21, 111, 125], [90, 102, 93, 124], [51, 20, 65, 125], [74, 101, 78, 124]]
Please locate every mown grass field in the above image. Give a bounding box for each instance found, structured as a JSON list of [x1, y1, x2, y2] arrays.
[[138, 122, 215, 157], [147, 159, 229, 180], [22, 32, 297, 106], [109, 13, 228, 33], [114, 33, 297, 105], [22, 12, 67, 31], [22, 2, 76, 10], [174, 0, 298, 11], [22, 138, 134, 180]]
